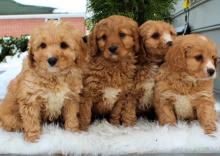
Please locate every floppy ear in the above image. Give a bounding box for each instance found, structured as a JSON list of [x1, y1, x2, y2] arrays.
[[75, 37, 88, 68], [88, 28, 99, 57], [27, 46, 35, 68], [165, 42, 191, 71], [136, 37, 148, 65], [133, 27, 140, 53]]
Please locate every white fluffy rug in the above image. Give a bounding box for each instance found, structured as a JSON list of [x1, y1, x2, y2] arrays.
[[0, 119, 220, 154]]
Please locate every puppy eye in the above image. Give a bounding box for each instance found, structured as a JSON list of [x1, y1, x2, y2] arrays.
[[194, 54, 203, 62], [151, 32, 160, 39], [101, 35, 107, 41], [39, 42, 47, 49], [60, 42, 69, 49], [119, 32, 126, 38]]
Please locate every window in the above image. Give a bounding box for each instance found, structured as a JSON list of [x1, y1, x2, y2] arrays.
[[45, 18, 60, 22]]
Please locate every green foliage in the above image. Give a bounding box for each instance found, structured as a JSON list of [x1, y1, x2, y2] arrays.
[[86, 0, 177, 29], [0, 35, 29, 62]]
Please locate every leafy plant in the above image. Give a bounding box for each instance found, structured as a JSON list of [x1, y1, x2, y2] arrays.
[[0, 35, 29, 62], [86, 0, 177, 30]]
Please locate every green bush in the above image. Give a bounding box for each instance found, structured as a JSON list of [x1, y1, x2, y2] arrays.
[[0, 35, 29, 62], [86, 0, 178, 30]]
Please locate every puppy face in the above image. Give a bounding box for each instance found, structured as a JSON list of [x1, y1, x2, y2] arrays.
[[29, 21, 85, 75], [89, 15, 139, 61], [139, 20, 176, 58], [166, 34, 217, 80]]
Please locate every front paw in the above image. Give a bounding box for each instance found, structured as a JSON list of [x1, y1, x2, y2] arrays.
[[203, 123, 217, 134], [109, 118, 120, 126], [24, 130, 41, 142], [65, 122, 79, 132], [79, 123, 89, 131], [159, 119, 176, 126], [123, 119, 136, 127]]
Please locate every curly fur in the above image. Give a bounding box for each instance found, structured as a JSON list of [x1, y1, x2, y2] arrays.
[[134, 21, 176, 115], [154, 34, 218, 134], [79, 15, 139, 130], [0, 21, 87, 142]]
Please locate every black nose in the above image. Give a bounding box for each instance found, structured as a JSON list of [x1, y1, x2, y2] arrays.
[[207, 68, 215, 76], [167, 41, 173, 46], [47, 57, 58, 66], [108, 45, 118, 54]]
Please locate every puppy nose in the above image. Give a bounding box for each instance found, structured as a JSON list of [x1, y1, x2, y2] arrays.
[[47, 57, 58, 66], [108, 45, 118, 54], [207, 68, 215, 76], [166, 41, 173, 46]]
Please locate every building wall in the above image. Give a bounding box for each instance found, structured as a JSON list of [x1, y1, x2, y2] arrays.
[[172, 0, 220, 54], [0, 17, 85, 37], [172, 0, 220, 92]]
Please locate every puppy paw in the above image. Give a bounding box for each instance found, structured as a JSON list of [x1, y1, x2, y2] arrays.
[[123, 121, 136, 127], [122, 118, 137, 127], [65, 123, 80, 132], [204, 123, 217, 135], [109, 118, 120, 126], [24, 130, 41, 143], [80, 124, 89, 131], [160, 120, 176, 126]]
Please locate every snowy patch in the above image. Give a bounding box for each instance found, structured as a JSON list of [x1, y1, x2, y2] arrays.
[[0, 52, 27, 99]]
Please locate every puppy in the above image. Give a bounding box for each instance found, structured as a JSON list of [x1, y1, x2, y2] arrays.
[[0, 21, 86, 142], [79, 15, 139, 130], [154, 34, 217, 134], [134, 21, 176, 116]]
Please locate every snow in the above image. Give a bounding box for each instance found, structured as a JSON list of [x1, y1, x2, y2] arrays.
[[13, 0, 86, 14], [0, 52, 27, 99], [1, 53, 220, 154]]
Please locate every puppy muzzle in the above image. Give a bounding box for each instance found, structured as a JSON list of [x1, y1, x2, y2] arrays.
[[48, 57, 58, 66]]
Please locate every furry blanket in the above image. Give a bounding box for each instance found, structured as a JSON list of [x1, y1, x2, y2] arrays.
[[0, 119, 220, 154]]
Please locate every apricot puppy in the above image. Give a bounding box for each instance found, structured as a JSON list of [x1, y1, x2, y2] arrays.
[[80, 15, 139, 130], [134, 21, 176, 115], [0, 21, 86, 142], [154, 34, 217, 134]]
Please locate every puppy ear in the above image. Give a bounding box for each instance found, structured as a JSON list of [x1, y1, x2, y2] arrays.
[[27, 46, 35, 68], [74, 36, 88, 70], [133, 27, 140, 53], [137, 38, 147, 65], [165, 42, 191, 71], [88, 29, 98, 57]]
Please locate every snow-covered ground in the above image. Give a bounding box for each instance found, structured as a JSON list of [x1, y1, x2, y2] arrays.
[[0, 53, 220, 154], [0, 52, 27, 99]]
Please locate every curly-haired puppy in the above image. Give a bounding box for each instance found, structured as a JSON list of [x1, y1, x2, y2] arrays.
[[0, 21, 86, 142], [134, 21, 176, 116], [154, 34, 217, 134], [79, 15, 139, 130]]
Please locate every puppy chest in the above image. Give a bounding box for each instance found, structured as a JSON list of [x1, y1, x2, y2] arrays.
[[102, 87, 121, 111], [138, 80, 155, 110], [173, 95, 194, 119], [43, 83, 71, 119]]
